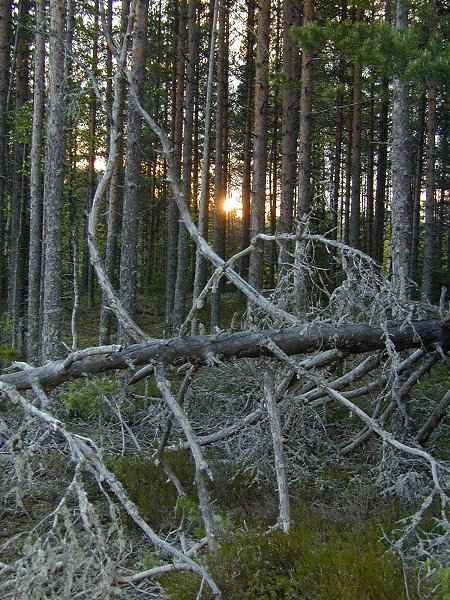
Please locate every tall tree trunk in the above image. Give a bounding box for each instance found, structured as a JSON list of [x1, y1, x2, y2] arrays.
[[173, 0, 199, 331], [27, 0, 46, 361], [42, 0, 66, 360], [99, 0, 129, 344], [119, 0, 149, 337], [349, 11, 362, 250], [343, 108, 352, 245], [239, 0, 255, 279], [390, 0, 411, 302], [295, 0, 313, 311], [9, 0, 31, 351], [191, 0, 219, 335], [332, 66, 344, 241], [277, 0, 299, 271], [366, 83, 375, 256], [421, 80, 437, 302], [249, 0, 270, 291], [409, 94, 426, 286], [210, 0, 228, 330], [85, 0, 99, 308], [165, 0, 185, 329], [0, 0, 11, 290], [374, 78, 389, 265]]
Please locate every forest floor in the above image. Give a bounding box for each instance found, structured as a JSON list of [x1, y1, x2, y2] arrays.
[[1, 296, 449, 599]]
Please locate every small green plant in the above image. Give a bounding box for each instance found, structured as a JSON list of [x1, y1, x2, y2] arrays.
[[0, 345, 21, 366], [435, 566, 450, 600], [161, 509, 419, 600], [62, 378, 121, 418], [107, 452, 195, 531]]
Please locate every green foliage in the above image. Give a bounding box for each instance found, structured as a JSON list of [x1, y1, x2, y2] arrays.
[[161, 509, 417, 599], [63, 378, 121, 418], [293, 20, 450, 85], [0, 345, 21, 366], [107, 452, 195, 531], [435, 566, 450, 599]]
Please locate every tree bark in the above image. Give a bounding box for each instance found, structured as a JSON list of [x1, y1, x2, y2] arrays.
[[165, 1, 185, 328], [374, 77, 389, 265], [390, 0, 412, 301], [295, 0, 313, 310], [239, 0, 255, 279], [277, 0, 300, 270], [210, 0, 228, 330], [366, 83, 375, 256], [248, 0, 270, 291], [119, 0, 149, 337], [409, 94, 426, 286], [0, 319, 446, 392], [99, 0, 129, 344], [349, 15, 362, 250], [27, 0, 46, 361], [41, 0, 66, 360], [9, 0, 31, 351], [173, 0, 200, 331], [0, 0, 11, 293], [421, 81, 437, 302]]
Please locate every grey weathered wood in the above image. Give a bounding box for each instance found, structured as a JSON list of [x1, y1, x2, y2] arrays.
[[0, 319, 445, 391]]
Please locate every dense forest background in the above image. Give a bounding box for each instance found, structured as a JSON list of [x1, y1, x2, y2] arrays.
[[0, 0, 450, 598], [0, 0, 448, 356]]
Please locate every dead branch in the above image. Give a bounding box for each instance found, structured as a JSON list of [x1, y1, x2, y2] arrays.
[[0, 319, 445, 392]]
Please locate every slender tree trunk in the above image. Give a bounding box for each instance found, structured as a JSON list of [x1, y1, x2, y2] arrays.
[[165, 1, 185, 329], [85, 0, 99, 308], [409, 94, 426, 286], [99, 0, 129, 344], [27, 0, 45, 361], [239, 0, 255, 279], [9, 0, 31, 351], [343, 108, 352, 245], [374, 78, 389, 265], [295, 0, 313, 311], [349, 14, 362, 250], [249, 0, 270, 291], [390, 0, 412, 302], [42, 0, 66, 360], [366, 83, 375, 256], [332, 69, 344, 241], [277, 0, 299, 271], [173, 0, 199, 330], [210, 0, 228, 330], [119, 0, 149, 337], [191, 0, 219, 335], [0, 0, 11, 290], [421, 80, 437, 302]]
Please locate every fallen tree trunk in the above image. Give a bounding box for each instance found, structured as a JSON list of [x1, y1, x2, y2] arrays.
[[0, 319, 447, 391]]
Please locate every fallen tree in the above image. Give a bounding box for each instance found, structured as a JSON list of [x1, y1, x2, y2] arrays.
[[0, 318, 447, 391]]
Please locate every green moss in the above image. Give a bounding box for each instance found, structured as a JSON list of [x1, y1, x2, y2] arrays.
[[161, 509, 418, 600], [62, 378, 121, 418], [435, 567, 450, 599], [107, 452, 195, 530]]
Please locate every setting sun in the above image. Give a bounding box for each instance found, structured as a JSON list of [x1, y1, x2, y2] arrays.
[[224, 188, 241, 214]]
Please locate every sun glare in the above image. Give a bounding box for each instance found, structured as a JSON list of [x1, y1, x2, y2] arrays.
[[224, 188, 241, 214]]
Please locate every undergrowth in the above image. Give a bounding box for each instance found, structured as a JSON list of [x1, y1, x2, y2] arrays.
[[161, 509, 419, 599]]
